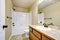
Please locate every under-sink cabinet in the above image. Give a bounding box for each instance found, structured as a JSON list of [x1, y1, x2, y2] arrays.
[[29, 25, 55, 40]]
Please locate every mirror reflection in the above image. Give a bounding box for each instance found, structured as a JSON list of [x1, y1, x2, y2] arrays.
[[38, 0, 60, 29]]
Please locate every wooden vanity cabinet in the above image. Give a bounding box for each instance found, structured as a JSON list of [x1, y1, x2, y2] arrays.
[[29, 26, 55, 40], [42, 35, 51, 40], [29, 32, 39, 40]]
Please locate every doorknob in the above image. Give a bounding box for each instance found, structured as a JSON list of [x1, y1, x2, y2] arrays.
[[13, 25, 15, 26], [12, 23, 14, 24], [3, 25, 8, 29], [12, 23, 15, 26]]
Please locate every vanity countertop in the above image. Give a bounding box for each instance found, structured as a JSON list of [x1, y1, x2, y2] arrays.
[[29, 25, 60, 40]]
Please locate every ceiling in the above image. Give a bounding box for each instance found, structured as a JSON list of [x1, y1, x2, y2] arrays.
[[12, 0, 60, 9], [12, 0, 36, 8], [38, 0, 60, 10]]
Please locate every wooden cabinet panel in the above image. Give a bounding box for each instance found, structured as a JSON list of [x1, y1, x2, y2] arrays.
[[42, 35, 50, 40], [29, 26, 55, 40], [29, 27, 32, 32], [29, 32, 39, 40], [33, 30, 41, 39], [42, 35, 55, 40]]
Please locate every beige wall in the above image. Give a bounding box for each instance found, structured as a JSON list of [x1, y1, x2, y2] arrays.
[[30, 0, 43, 25], [5, 0, 12, 40], [30, 0, 40, 25], [13, 7, 30, 13], [40, 1, 60, 26]]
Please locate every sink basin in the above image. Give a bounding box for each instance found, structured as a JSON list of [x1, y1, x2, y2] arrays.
[[36, 26, 52, 31]]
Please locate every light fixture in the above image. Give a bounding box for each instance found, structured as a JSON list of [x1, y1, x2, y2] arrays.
[[38, 0, 44, 4]]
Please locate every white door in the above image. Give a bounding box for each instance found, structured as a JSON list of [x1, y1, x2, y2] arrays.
[[38, 13, 44, 24], [12, 11, 29, 35], [0, 0, 5, 40]]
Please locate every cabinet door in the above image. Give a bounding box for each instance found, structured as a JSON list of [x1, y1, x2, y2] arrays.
[[42, 35, 55, 40], [29, 27, 32, 32], [33, 30, 41, 39], [42, 35, 50, 40], [29, 32, 39, 40]]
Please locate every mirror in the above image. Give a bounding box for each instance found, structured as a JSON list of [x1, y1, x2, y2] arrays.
[[38, 0, 60, 28]]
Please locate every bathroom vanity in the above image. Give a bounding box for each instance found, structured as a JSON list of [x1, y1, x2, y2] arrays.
[[29, 25, 60, 40]]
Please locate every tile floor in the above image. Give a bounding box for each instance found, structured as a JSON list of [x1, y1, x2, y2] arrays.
[[10, 33, 29, 40]]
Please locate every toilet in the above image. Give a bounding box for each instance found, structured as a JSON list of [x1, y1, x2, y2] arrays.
[[24, 28, 29, 38]]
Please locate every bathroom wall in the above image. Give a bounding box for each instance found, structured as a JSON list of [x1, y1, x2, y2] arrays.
[[5, 0, 12, 40], [30, 0, 43, 25], [13, 7, 30, 13], [30, 0, 39, 25], [40, 1, 60, 26]]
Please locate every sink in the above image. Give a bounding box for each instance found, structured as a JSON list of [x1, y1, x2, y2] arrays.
[[36, 26, 52, 31]]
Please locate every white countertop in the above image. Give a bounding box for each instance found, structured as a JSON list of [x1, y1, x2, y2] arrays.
[[30, 25, 60, 40]]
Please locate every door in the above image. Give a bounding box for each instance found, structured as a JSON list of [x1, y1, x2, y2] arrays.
[[0, 0, 5, 40], [38, 13, 44, 24], [12, 11, 29, 35]]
